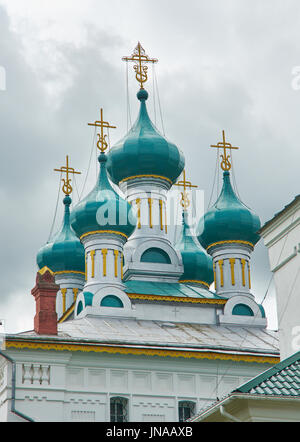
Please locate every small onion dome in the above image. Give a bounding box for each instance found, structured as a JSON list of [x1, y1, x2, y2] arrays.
[[197, 171, 261, 250], [176, 212, 214, 288], [70, 152, 136, 240], [106, 89, 185, 186], [37, 195, 85, 274]]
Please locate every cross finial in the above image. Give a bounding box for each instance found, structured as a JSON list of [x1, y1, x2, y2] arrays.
[[174, 170, 198, 210], [210, 130, 239, 171], [54, 155, 81, 196], [88, 108, 116, 153], [122, 42, 158, 90]]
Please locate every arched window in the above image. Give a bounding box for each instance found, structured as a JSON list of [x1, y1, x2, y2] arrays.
[[178, 401, 195, 422], [110, 397, 128, 422], [232, 303, 254, 316], [141, 248, 171, 264], [101, 295, 124, 308], [76, 301, 83, 316]]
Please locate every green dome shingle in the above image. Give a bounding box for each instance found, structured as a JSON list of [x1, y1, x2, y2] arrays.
[[106, 89, 185, 185], [37, 195, 85, 274], [197, 171, 261, 250]]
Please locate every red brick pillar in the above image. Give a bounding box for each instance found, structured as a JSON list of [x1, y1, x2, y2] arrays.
[[31, 268, 59, 335]]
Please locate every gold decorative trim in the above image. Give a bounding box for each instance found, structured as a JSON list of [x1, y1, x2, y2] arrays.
[[120, 174, 173, 185], [61, 288, 67, 314], [5, 340, 279, 365], [80, 231, 128, 240], [136, 198, 141, 229], [207, 240, 254, 251], [127, 293, 226, 304], [241, 259, 246, 287], [218, 259, 224, 287], [229, 258, 236, 286], [90, 250, 96, 279], [39, 266, 54, 275], [179, 280, 210, 288], [102, 249, 108, 277], [58, 303, 75, 323], [54, 271, 85, 276]]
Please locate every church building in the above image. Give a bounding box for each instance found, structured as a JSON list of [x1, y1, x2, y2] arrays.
[[0, 43, 279, 422]]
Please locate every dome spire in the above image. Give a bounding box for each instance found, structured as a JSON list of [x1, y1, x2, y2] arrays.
[[174, 169, 198, 211], [122, 42, 158, 90], [210, 130, 239, 172], [88, 108, 116, 153], [54, 155, 81, 196]]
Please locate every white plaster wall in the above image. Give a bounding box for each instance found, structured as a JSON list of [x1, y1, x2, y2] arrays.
[[0, 349, 272, 422]]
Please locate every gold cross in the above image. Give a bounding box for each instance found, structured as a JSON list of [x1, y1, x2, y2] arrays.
[[210, 130, 239, 171], [54, 155, 81, 196], [122, 42, 158, 89], [174, 170, 198, 210], [88, 108, 116, 153]]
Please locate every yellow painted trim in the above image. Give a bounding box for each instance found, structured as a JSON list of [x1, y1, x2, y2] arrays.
[[102, 249, 108, 277], [164, 203, 168, 234], [61, 288, 67, 314], [72, 288, 79, 303], [207, 240, 254, 251], [114, 250, 119, 277], [54, 271, 85, 276], [213, 262, 216, 287], [85, 254, 87, 279], [229, 258, 236, 286], [241, 259, 246, 287], [80, 231, 128, 240], [38, 266, 54, 275], [136, 198, 141, 229], [90, 250, 96, 278], [5, 340, 279, 365], [159, 200, 163, 231], [218, 259, 224, 287], [148, 198, 153, 228], [128, 293, 226, 305], [121, 253, 124, 280], [179, 280, 210, 288], [58, 303, 75, 323], [120, 174, 173, 185]]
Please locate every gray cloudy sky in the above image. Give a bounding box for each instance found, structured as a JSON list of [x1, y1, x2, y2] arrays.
[[0, 0, 299, 333]]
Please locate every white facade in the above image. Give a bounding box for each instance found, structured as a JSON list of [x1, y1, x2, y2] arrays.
[[260, 196, 300, 359]]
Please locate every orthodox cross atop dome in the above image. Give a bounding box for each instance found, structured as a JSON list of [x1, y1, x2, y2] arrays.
[[210, 130, 239, 171], [54, 155, 81, 196], [88, 108, 116, 153], [122, 42, 158, 90], [174, 170, 198, 210]]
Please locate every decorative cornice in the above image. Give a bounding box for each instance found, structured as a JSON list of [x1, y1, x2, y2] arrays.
[[80, 230, 128, 241], [5, 340, 279, 364], [207, 240, 254, 251], [127, 293, 226, 304], [119, 174, 173, 185]]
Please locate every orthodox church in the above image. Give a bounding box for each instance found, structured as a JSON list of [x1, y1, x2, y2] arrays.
[[0, 43, 279, 422]]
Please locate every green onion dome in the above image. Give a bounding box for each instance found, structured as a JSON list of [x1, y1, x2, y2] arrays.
[[197, 171, 261, 250], [37, 195, 85, 274], [70, 152, 136, 240], [176, 212, 214, 288], [106, 89, 185, 185]]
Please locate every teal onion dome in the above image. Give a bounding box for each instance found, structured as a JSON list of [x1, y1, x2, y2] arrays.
[[106, 89, 185, 185], [70, 152, 136, 239], [197, 171, 261, 250], [37, 195, 85, 273], [176, 212, 214, 287]]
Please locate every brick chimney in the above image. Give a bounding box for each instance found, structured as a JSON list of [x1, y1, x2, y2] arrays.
[[31, 267, 59, 335]]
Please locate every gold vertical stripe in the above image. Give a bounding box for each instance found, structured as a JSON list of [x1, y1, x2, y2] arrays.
[[241, 259, 246, 286], [165, 202, 168, 233], [136, 198, 141, 229], [159, 200, 163, 230], [121, 253, 123, 279], [229, 258, 235, 286], [102, 249, 107, 277], [72, 288, 79, 303], [248, 262, 251, 289], [148, 198, 153, 228], [61, 288, 67, 314], [218, 260, 224, 287], [90, 250, 96, 278], [85, 254, 87, 279], [114, 250, 119, 277]]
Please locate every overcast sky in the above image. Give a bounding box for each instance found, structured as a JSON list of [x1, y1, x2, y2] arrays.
[[0, 0, 299, 333]]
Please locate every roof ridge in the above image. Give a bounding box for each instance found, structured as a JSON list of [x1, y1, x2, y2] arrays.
[[234, 351, 300, 393]]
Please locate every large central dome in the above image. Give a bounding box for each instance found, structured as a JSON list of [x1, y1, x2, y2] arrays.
[[106, 89, 185, 185]]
